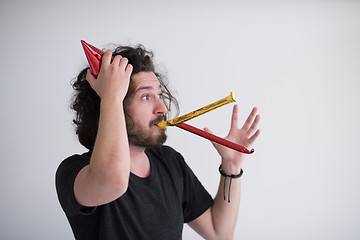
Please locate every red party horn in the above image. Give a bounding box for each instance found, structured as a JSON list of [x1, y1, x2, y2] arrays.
[[176, 123, 254, 154]]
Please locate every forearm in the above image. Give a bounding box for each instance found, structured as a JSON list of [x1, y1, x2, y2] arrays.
[[211, 163, 242, 239], [191, 106, 259, 239], [74, 98, 131, 206], [91, 98, 130, 183]]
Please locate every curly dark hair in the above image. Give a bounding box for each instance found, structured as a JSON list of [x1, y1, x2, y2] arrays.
[[71, 44, 179, 150]]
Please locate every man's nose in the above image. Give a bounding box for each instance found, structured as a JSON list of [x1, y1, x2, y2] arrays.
[[154, 98, 168, 115]]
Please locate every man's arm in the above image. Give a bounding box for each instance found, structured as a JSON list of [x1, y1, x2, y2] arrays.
[[73, 51, 133, 207], [188, 105, 260, 240]]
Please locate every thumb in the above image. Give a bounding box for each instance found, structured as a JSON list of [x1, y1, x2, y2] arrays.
[[203, 127, 213, 134], [203, 127, 221, 150], [86, 69, 97, 87]]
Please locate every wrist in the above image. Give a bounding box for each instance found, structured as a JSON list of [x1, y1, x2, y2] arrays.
[[100, 96, 124, 108], [218, 164, 243, 203], [220, 162, 242, 175], [219, 165, 243, 178]]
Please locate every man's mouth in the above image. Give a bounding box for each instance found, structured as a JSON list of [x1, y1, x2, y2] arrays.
[[150, 116, 166, 127]]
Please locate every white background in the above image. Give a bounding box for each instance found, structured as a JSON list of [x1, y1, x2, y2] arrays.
[[1, 0, 359, 239]]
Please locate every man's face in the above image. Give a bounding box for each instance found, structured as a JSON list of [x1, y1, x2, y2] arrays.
[[124, 72, 168, 147]]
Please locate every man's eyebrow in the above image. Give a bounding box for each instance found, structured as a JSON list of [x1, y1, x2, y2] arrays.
[[135, 85, 161, 93]]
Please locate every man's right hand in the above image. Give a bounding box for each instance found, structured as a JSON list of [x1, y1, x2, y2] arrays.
[[86, 50, 133, 102]]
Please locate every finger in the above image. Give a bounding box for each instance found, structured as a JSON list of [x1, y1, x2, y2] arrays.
[[125, 63, 133, 75], [230, 104, 239, 131], [242, 107, 258, 131], [111, 54, 122, 66], [119, 57, 128, 70], [248, 129, 261, 145], [248, 114, 260, 135], [102, 50, 113, 66]]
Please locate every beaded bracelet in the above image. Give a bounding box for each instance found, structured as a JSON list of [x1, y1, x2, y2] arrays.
[[218, 165, 243, 203]]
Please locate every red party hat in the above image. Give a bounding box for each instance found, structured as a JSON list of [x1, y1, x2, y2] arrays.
[[81, 40, 104, 78]]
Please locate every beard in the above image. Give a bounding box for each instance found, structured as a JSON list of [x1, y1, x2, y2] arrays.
[[126, 115, 167, 148]]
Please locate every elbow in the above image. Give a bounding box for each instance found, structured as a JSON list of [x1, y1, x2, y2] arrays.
[[75, 163, 130, 207], [103, 169, 130, 200], [214, 234, 234, 240], [88, 165, 130, 203], [223, 235, 234, 240], [110, 171, 130, 197]]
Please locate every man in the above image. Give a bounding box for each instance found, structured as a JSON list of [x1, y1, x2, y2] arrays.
[[56, 44, 260, 240]]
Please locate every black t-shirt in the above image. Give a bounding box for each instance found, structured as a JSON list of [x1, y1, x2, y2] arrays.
[[56, 145, 213, 240]]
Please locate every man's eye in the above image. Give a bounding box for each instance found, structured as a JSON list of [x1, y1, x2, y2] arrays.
[[157, 94, 163, 99], [141, 95, 150, 100]]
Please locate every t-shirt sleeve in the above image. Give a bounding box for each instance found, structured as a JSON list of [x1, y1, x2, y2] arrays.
[[181, 156, 214, 223], [55, 153, 95, 217]]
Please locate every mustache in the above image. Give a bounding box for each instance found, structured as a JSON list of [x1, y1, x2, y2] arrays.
[[150, 115, 167, 126]]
